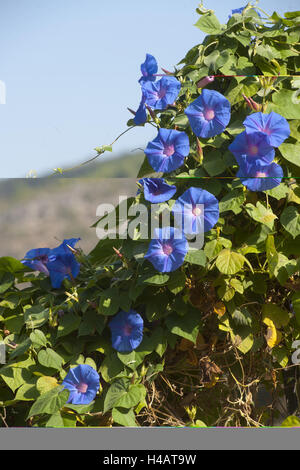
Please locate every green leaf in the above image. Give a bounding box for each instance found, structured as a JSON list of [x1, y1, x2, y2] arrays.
[[24, 305, 49, 329], [292, 292, 300, 326], [269, 90, 300, 119], [27, 386, 69, 418], [185, 249, 206, 266], [280, 206, 300, 238], [103, 378, 130, 413], [281, 416, 300, 427], [142, 273, 170, 285], [99, 352, 126, 383], [114, 384, 146, 410], [37, 348, 64, 370], [194, 12, 223, 34], [279, 143, 300, 167], [262, 303, 290, 328], [30, 329, 48, 347], [57, 312, 81, 338], [15, 380, 39, 401], [36, 376, 59, 394], [78, 310, 105, 336], [45, 412, 65, 428], [167, 271, 186, 295], [0, 257, 26, 273], [219, 190, 245, 215], [99, 288, 120, 316], [0, 272, 15, 294], [245, 202, 277, 229], [272, 347, 289, 368], [112, 407, 137, 427], [216, 249, 245, 275], [165, 310, 201, 343]]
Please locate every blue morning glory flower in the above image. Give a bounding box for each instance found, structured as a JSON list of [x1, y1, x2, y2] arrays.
[[50, 238, 80, 257], [145, 226, 189, 272], [144, 128, 190, 173], [236, 157, 283, 191], [229, 131, 275, 165], [47, 238, 80, 288], [243, 112, 290, 147], [228, 6, 261, 18], [62, 364, 100, 405], [109, 310, 144, 353], [139, 54, 158, 84], [142, 76, 181, 110], [138, 178, 177, 203], [21, 248, 51, 275], [184, 89, 231, 138], [134, 94, 147, 125], [230, 7, 245, 16], [172, 187, 219, 234], [47, 253, 80, 288]]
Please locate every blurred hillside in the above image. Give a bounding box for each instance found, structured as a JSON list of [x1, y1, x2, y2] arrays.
[[0, 152, 144, 258]]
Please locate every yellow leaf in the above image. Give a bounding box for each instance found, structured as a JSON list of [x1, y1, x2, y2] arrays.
[[214, 301, 226, 317]]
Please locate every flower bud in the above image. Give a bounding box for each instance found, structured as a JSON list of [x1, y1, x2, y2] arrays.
[[196, 76, 214, 89]]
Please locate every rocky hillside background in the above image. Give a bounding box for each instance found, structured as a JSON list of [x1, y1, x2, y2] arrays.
[[0, 152, 144, 258]]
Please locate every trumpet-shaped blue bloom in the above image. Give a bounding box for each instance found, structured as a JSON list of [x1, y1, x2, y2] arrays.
[[21, 238, 81, 288], [184, 89, 231, 138], [138, 178, 177, 203], [48, 238, 80, 288], [50, 238, 80, 257], [139, 54, 158, 84], [243, 112, 290, 147], [145, 227, 189, 272], [47, 253, 80, 288], [62, 364, 100, 405], [142, 76, 181, 110], [134, 94, 147, 125], [172, 187, 219, 234], [229, 6, 261, 18], [21, 248, 51, 275], [229, 131, 275, 165], [144, 128, 189, 173], [109, 310, 144, 353], [237, 157, 283, 192]]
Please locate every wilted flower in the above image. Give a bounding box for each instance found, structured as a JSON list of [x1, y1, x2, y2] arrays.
[[243, 111, 290, 147], [62, 364, 100, 405], [142, 76, 181, 110], [144, 128, 189, 173], [109, 310, 144, 353], [138, 178, 177, 203], [237, 157, 283, 191], [139, 54, 158, 84], [229, 131, 275, 165], [184, 89, 231, 138], [145, 226, 189, 272], [21, 248, 51, 275], [172, 187, 219, 234]]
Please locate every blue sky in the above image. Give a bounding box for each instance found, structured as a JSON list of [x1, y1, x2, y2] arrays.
[[0, 0, 298, 177]]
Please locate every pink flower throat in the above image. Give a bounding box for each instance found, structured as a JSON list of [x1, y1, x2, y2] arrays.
[[163, 244, 173, 256], [163, 145, 175, 157], [77, 382, 88, 393], [204, 109, 215, 121]]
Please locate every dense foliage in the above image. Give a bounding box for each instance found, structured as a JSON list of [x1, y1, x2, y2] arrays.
[[1, 3, 300, 428]]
